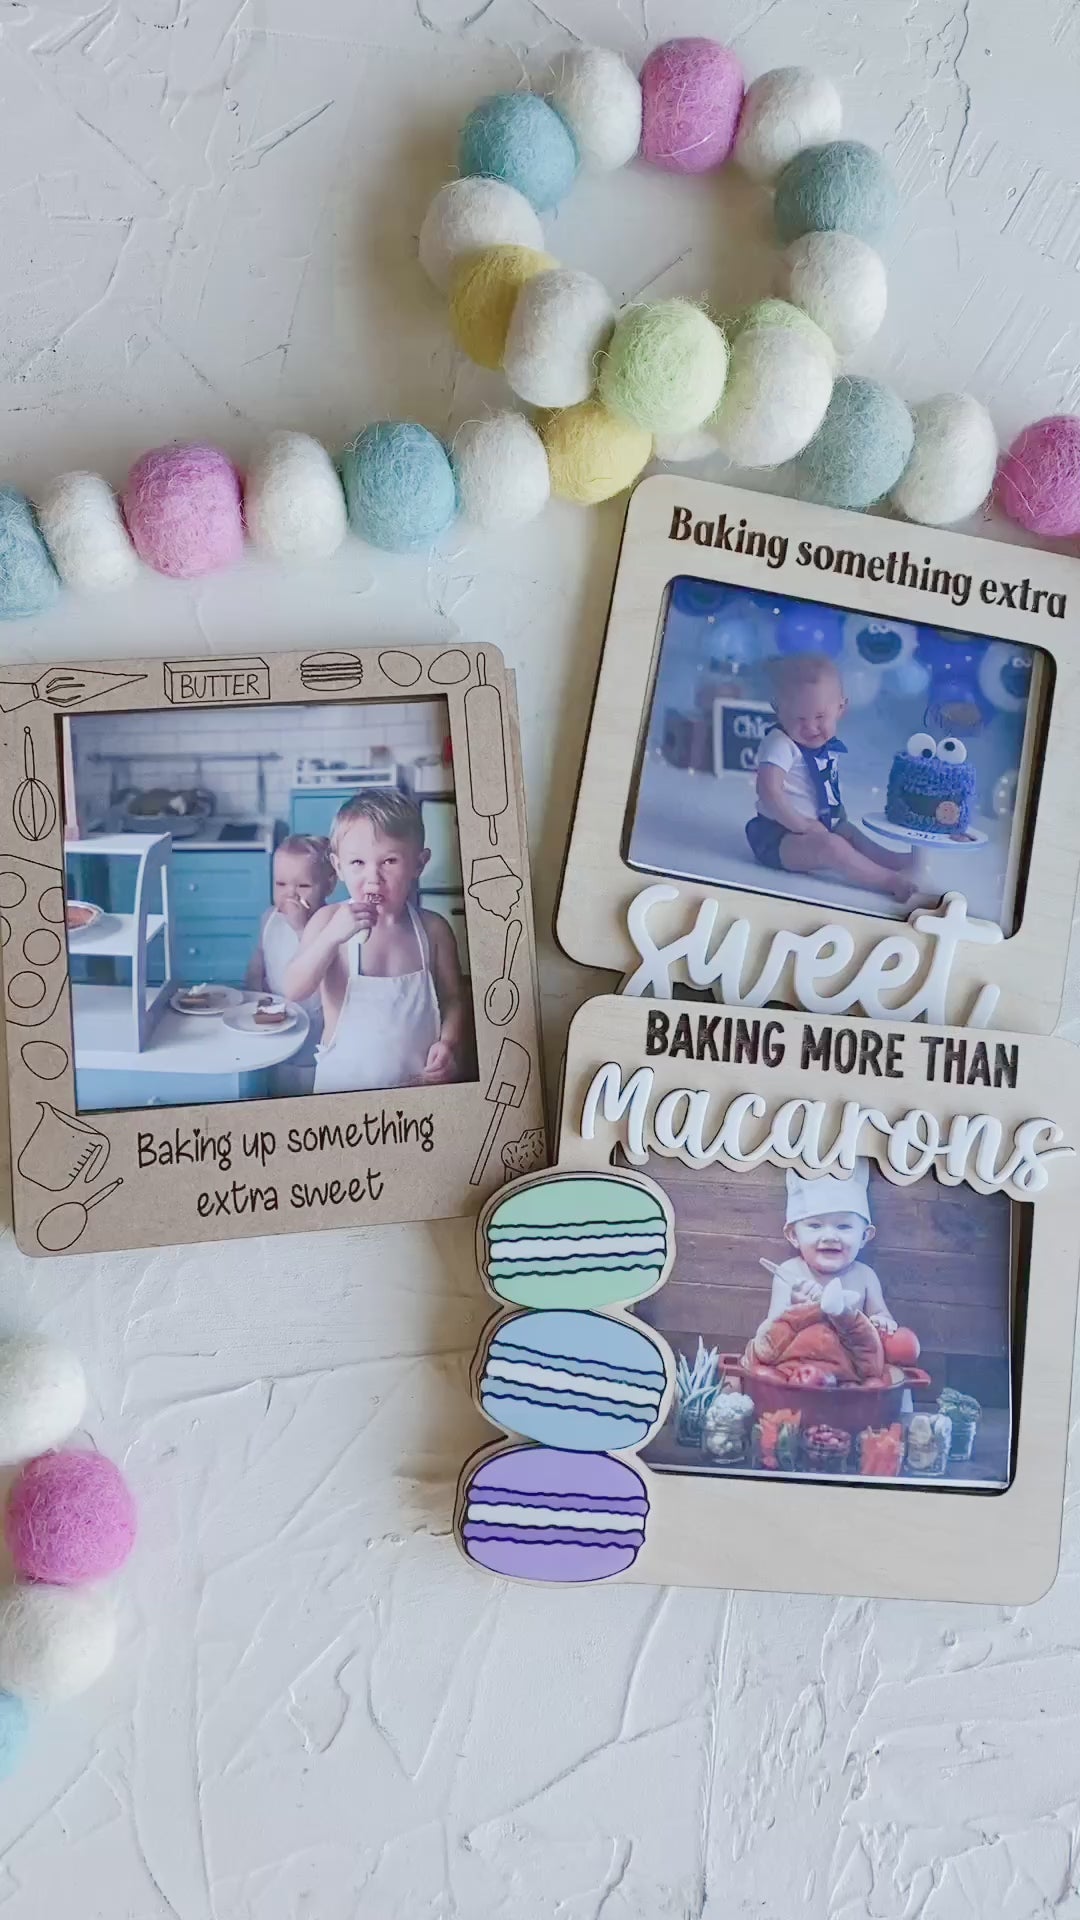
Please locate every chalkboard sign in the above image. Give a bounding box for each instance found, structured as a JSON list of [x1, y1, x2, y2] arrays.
[[712, 698, 774, 775]]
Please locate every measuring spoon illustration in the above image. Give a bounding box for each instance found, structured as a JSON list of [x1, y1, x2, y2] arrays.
[[483, 919, 522, 1027]]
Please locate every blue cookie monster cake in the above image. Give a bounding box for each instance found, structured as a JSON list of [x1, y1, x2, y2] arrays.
[[885, 732, 976, 835]]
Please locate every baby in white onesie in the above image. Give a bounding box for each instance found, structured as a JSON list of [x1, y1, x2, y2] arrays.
[[762, 1162, 897, 1333]]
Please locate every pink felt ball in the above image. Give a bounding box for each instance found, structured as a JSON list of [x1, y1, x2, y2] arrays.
[[6, 1450, 137, 1586], [640, 37, 744, 174], [996, 415, 1080, 538], [123, 443, 245, 578]]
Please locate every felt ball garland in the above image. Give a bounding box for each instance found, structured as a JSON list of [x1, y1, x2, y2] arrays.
[[0, 35, 1076, 616], [0, 1334, 136, 1765]]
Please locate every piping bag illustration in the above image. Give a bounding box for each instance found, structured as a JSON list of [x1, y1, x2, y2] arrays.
[[464, 652, 508, 846], [470, 1038, 531, 1185], [0, 667, 146, 713]]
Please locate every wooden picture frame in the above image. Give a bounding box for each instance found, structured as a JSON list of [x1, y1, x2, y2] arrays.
[[557, 475, 1080, 1033], [456, 995, 1080, 1605], [0, 644, 545, 1255]]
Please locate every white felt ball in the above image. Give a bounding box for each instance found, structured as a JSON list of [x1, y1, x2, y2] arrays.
[[503, 266, 615, 407], [709, 324, 834, 467], [451, 412, 551, 528], [35, 472, 137, 592], [0, 1584, 117, 1703], [734, 67, 843, 183], [546, 48, 642, 170], [891, 392, 998, 526], [244, 431, 347, 562], [418, 178, 545, 294], [0, 1336, 87, 1463], [653, 426, 723, 464], [780, 231, 887, 354]]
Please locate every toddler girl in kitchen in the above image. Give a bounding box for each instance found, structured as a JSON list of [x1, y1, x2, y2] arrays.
[[247, 833, 336, 1094], [760, 1163, 897, 1332], [285, 787, 465, 1093]]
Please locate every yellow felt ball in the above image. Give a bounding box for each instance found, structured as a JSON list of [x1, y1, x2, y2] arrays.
[[449, 244, 557, 370], [540, 399, 652, 504]]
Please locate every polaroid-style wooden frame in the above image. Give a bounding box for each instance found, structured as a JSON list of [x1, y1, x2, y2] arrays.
[[557, 474, 1080, 1034], [454, 994, 1080, 1605], [0, 644, 545, 1256]]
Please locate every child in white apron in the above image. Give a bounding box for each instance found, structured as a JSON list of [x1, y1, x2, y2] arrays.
[[247, 835, 335, 1094], [284, 789, 465, 1096]]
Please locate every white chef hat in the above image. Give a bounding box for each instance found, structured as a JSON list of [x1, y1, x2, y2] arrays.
[[785, 1161, 872, 1226]]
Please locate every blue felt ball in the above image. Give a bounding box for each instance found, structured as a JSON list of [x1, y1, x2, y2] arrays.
[[341, 423, 457, 553], [0, 1692, 28, 1778], [791, 376, 914, 511], [774, 141, 898, 246], [459, 93, 579, 211], [0, 489, 61, 619]]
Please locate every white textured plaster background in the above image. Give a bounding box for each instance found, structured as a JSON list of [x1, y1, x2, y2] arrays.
[[1, 1, 1080, 1915]]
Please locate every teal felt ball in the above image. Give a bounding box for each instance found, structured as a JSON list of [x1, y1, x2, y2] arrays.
[[0, 1691, 27, 1778], [459, 93, 579, 211], [0, 489, 60, 619], [791, 375, 914, 510], [341, 423, 457, 552], [773, 141, 898, 247]]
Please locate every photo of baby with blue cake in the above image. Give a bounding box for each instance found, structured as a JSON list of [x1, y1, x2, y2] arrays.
[[626, 575, 1045, 933]]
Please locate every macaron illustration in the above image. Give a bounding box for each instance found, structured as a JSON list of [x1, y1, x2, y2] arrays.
[[459, 1445, 649, 1582], [483, 1172, 671, 1310], [478, 1309, 669, 1451]]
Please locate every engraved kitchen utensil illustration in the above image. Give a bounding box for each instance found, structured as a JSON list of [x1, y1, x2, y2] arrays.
[[464, 651, 508, 846], [470, 1037, 531, 1186], [36, 1177, 123, 1253], [483, 919, 522, 1027], [13, 729, 56, 842], [0, 667, 146, 713], [378, 650, 423, 688], [300, 650, 364, 692], [17, 1102, 110, 1191], [467, 854, 522, 920], [0, 852, 69, 1027]]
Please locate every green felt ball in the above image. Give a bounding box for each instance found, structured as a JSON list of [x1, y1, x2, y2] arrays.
[[791, 375, 914, 510], [734, 298, 836, 366], [598, 299, 728, 434], [773, 141, 898, 247]]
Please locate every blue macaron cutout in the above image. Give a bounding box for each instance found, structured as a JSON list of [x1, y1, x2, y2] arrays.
[[479, 1310, 668, 1452]]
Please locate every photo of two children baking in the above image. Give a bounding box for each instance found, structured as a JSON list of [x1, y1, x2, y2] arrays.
[[62, 698, 474, 1112], [629, 574, 1043, 935]]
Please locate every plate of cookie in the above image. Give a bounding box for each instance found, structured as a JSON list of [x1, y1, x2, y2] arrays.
[[222, 995, 301, 1036], [171, 983, 244, 1016]]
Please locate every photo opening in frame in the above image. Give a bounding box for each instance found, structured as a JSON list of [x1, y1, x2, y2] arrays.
[[624, 576, 1049, 935], [631, 1154, 1018, 1492], [60, 697, 477, 1113]]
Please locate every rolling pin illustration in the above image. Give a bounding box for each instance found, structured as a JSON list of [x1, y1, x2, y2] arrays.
[[470, 1037, 531, 1185], [13, 729, 56, 842], [464, 652, 508, 846]]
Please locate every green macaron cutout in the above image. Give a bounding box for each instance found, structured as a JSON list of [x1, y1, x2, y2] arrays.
[[484, 1172, 671, 1310]]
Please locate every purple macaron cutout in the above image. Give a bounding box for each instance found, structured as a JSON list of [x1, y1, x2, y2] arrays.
[[461, 1445, 648, 1583]]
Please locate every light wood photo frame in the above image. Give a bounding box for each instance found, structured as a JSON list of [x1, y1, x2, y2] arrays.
[[456, 996, 1080, 1605], [558, 475, 1080, 1034], [0, 644, 545, 1255]]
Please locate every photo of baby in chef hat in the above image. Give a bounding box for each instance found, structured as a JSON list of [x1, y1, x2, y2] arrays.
[[759, 1162, 898, 1334], [285, 787, 466, 1094]]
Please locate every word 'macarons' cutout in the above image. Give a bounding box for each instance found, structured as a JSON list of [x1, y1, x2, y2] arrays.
[[456, 996, 1080, 1605], [558, 475, 1080, 1034]]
